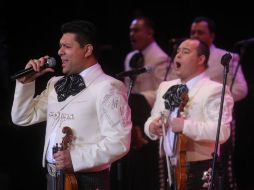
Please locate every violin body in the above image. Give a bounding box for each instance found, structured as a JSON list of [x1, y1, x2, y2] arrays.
[[64, 173, 78, 190]]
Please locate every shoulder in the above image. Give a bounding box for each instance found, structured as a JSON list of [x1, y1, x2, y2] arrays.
[[97, 74, 127, 92], [201, 77, 222, 88], [200, 78, 233, 102], [211, 45, 239, 61], [198, 78, 232, 97], [149, 42, 169, 58]]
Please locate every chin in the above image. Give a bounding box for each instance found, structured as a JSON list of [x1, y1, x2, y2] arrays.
[[62, 69, 68, 75], [175, 71, 181, 77]]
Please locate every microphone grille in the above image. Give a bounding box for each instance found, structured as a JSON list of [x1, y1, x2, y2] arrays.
[[47, 57, 56, 68]]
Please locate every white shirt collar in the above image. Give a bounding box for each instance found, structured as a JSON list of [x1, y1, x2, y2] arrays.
[[184, 72, 207, 90], [79, 63, 99, 77]]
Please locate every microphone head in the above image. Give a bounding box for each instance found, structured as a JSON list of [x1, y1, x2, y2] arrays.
[[234, 37, 254, 47], [221, 53, 232, 66], [46, 57, 56, 68]]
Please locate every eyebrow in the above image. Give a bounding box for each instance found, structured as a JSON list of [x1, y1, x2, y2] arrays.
[[177, 47, 191, 53], [191, 29, 205, 34]]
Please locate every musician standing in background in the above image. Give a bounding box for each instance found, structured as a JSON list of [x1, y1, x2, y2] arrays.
[[190, 16, 248, 190], [144, 38, 234, 189], [11, 20, 132, 190], [124, 16, 172, 107], [190, 16, 247, 101], [120, 16, 172, 190]]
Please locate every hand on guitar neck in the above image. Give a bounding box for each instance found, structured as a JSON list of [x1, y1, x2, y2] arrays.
[[54, 127, 74, 172]]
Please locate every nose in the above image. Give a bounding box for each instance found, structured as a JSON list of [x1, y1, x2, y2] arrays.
[[58, 46, 64, 56], [175, 49, 182, 58], [130, 30, 135, 38], [191, 32, 198, 39]]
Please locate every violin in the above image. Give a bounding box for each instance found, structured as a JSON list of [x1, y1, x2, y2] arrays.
[[53, 126, 78, 190], [174, 92, 189, 190]]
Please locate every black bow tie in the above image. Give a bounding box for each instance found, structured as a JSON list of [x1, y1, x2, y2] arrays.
[[54, 74, 86, 102], [163, 84, 188, 111], [129, 51, 144, 69]]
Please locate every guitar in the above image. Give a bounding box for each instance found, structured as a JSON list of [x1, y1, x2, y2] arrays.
[[53, 126, 78, 190], [173, 92, 189, 190], [159, 110, 172, 190]]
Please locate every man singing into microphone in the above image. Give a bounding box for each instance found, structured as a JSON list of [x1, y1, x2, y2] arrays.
[[124, 16, 172, 107], [145, 38, 234, 189], [11, 20, 132, 190]]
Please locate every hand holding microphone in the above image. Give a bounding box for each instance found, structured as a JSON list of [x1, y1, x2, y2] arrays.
[[11, 56, 56, 82]]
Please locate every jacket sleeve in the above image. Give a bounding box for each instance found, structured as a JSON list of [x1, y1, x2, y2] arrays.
[[11, 80, 50, 126], [228, 53, 248, 101]]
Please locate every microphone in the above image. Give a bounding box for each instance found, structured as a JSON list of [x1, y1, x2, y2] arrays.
[[116, 65, 153, 78], [234, 37, 254, 47], [221, 53, 232, 66], [11, 57, 56, 80]]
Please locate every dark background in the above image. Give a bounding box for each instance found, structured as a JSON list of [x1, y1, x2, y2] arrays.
[[0, 0, 254, 189]]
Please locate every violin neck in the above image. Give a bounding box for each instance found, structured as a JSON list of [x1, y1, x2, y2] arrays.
[[56, 169, 64, 190]]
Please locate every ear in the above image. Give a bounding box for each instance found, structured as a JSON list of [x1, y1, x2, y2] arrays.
[[84, 44, 93, 58], [147, 28, 154, 39], [210, 32, 215, 43], [198, 55, 206, 67]]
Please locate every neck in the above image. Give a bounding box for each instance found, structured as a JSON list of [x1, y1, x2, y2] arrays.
[[181, 70, 204, 83], [80, 57, 97, 71]]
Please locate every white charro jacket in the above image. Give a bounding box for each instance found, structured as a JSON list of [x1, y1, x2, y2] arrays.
[[144, 75, 234, 161], [11, 64, 132, 172]]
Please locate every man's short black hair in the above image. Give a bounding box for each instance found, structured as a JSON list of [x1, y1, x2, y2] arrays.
[[193, 16, 216, 34], [61, 20, 97, 48]]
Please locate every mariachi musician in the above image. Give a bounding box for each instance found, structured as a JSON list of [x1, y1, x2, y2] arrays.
[[144, 38, 234, 189], [11, 20, 132, 190]]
